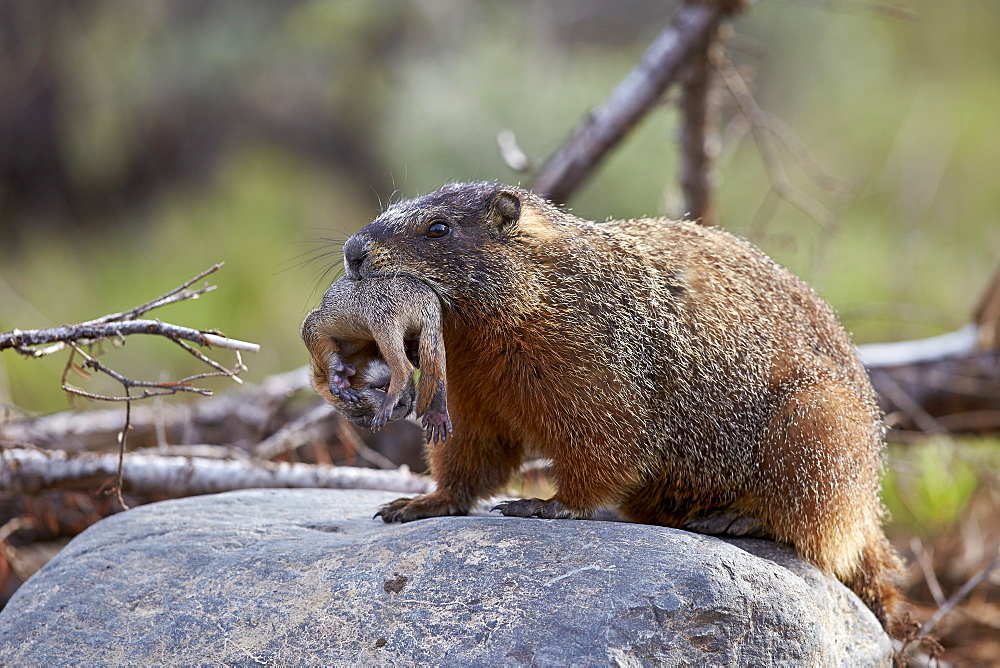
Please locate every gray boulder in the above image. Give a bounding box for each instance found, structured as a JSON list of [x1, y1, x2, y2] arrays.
[[0, 488, 891, 666]]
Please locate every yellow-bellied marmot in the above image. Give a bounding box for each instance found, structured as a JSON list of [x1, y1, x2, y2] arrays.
[[326, 182, 904, 633]]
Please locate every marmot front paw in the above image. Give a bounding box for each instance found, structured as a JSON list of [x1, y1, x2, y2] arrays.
[[375, 494, 467, 523]]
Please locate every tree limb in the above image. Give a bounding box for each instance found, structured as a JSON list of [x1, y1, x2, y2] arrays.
[[532, 0, 746, 204], [858, 324, 980, 369], [0, 264, 258, 404], [678, 26, 716, 224]]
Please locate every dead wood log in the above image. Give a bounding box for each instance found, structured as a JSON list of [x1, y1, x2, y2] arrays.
[[859, 263, 1000, 436], [0, 448, 432, 498], [0, 366, 311, 453]]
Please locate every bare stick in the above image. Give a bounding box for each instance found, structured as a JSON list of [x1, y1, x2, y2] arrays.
[[0, 366, 311, 453], [858, 324, 980, 368], [532, 0, 746, 203], [910, 537, 946, 606], [715, 54, 838, 230], [869, 369, 949, 435], [918, 551, 1000, 637], [763, 112, 851, 198], [116, 387, 132, 510], [1, 320, 258, 356], [253, 403, 400, 471], [253, 402, 336, 460], [2, 265, 258, 406], [174, 340, 247, 385], [62, 344, 212, 402]]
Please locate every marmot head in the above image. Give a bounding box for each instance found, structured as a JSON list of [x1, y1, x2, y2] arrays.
[[342, 182, 566, 310]]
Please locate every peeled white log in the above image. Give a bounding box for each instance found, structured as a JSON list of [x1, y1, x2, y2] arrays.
[[0, 448, 432, 498]]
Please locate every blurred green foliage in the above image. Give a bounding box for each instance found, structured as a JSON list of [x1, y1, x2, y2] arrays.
[[884, 437, 999, 533], [1, 0, 997, 423]]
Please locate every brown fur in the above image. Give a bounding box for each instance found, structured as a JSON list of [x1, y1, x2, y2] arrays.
[[301, 275, 451, 442], [334, 182, 905, 635]]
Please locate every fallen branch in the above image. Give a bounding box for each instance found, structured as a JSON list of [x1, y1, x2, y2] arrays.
[[858, 324, 980, 369], [0, 366, 312, 453], [910, 537, 946, 607], [0, 448, 433, 498], [0, 264, 260, 508], [859, 324, 1000, 434], [532, 0, 746, 203], [252, 402, 398, 470]]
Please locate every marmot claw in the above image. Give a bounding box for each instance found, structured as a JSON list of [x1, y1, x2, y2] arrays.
[[492, 498, 590, 520], [375, 495, 466, 523]]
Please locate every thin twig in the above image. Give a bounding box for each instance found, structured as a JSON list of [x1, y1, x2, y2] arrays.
[[715, 54, 838, 230], [2, 265, 258, 409], [62, 344, 212, 402], [763, 112, 852, 198], [116, 387, 132, 510], [332, 411, 398, 471], [770, 0, 919, 23], [918, 551, 1000, 637], [911, 537, 947, 606], [254, 402, 335, 461], [174, 340, 247, 384], [869, 369, 949, 435], [252, 403, 400, 471]]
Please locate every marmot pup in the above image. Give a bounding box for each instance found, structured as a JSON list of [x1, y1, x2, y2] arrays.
[[301, 275, 452, 443], [330, 182, 903, 633]]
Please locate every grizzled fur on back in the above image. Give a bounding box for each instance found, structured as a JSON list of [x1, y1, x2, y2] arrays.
[[339, 181, 905, 635]]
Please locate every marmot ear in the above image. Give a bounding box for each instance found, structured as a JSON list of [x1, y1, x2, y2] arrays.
[[489, 191, 521, 236]]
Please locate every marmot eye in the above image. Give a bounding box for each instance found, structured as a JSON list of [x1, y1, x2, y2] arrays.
[[426, 221, 450, 239]]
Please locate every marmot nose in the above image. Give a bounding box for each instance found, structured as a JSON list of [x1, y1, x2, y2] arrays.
[[343, 235, 371, 279]]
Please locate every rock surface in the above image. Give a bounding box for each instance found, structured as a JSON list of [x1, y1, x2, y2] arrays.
[[0, 488, 892, 666]]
